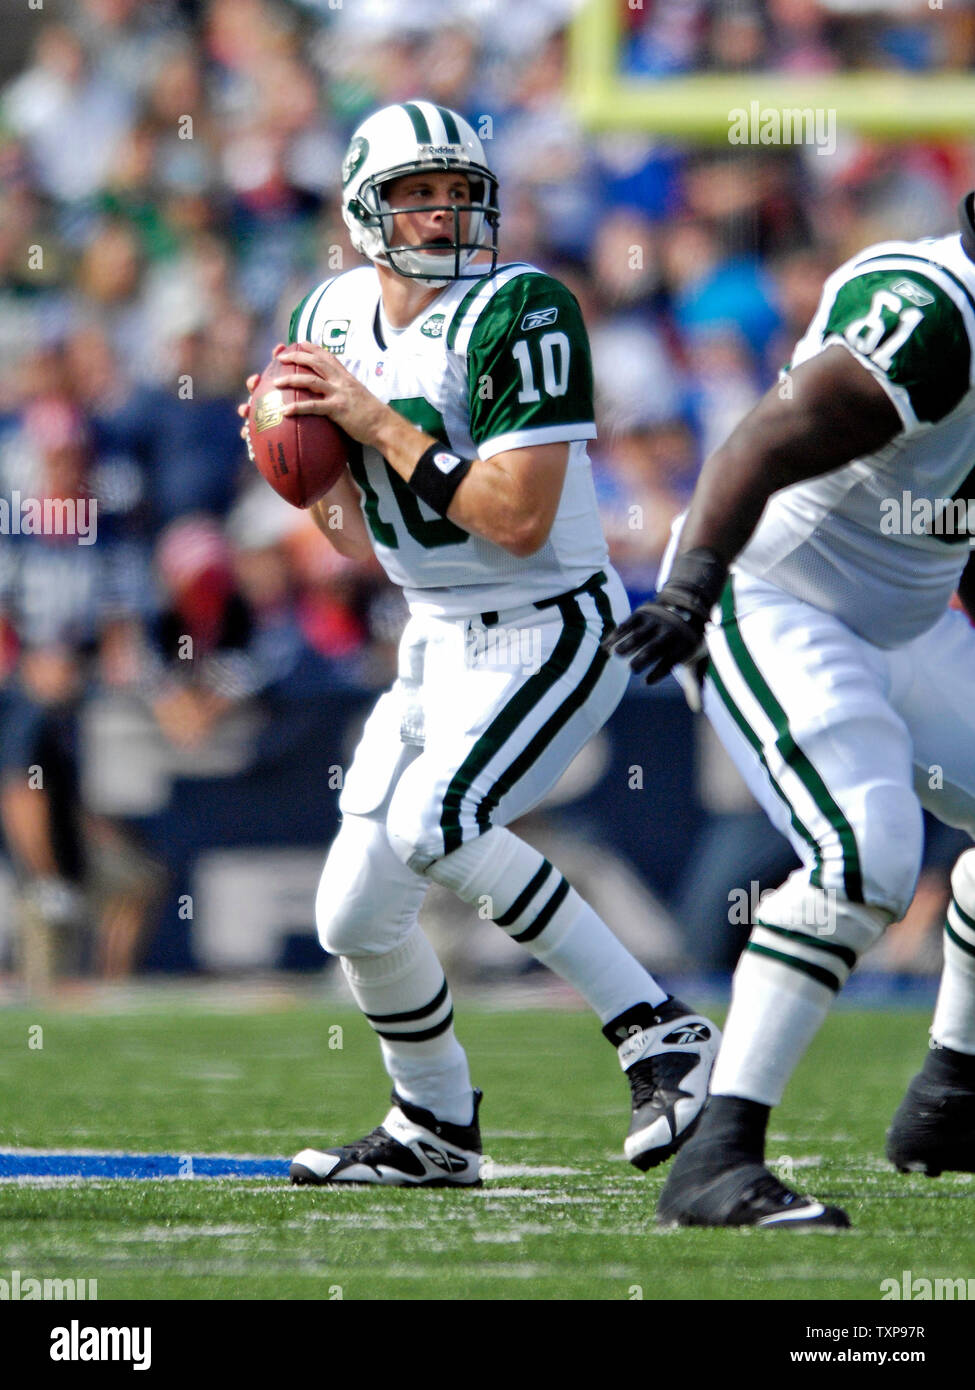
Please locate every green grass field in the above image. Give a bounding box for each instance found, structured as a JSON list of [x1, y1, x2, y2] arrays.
[[0, 996, 972, 1301]]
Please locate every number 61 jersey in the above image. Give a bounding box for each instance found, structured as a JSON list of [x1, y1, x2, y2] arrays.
[[735, 198, 975, 649], [289, 262, 608, 618]]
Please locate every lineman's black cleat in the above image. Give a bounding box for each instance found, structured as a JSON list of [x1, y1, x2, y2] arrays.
[[656, 1094, 850, 1228], [886, 1042, 975, 1176], [657, 1158, 850, 1229]]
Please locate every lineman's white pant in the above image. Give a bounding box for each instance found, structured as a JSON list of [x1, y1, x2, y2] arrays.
[[705, 571, 975, 973]]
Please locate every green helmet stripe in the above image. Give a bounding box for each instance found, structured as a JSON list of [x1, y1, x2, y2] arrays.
[[402, 102, 432, 144], [438, 106, 461, 144]]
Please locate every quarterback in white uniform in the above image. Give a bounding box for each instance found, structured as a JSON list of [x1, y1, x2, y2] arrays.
[[606, 193, 975, 1227], [241, 102, 719, 1186]]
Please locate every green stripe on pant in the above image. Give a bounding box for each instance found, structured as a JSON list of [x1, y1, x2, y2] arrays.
[[440, 577, 611, 856], [706, 654, 826, 886], [717, 579, 864, 902]]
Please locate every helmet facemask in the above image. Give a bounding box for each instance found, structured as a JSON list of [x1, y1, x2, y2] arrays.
[[347, 162, 500, 283]]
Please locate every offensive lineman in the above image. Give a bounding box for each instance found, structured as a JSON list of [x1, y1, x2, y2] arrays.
[[241, 102, 719, 1185], [605, 194, 975, 1227]]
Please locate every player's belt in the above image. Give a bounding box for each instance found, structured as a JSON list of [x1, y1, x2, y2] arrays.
[[479, 571, 608, 627]]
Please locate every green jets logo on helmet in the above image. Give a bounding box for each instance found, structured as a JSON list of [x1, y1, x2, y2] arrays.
[[341, 136, 369, 188]]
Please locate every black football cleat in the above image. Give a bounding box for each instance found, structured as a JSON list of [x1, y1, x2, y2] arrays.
[[886, 1047, 975, 1176], [291, 1090, 482, 1187], [657, 1157, 850, 1229]]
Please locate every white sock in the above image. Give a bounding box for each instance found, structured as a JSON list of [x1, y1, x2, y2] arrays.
[[711, 947, 834, 1106], [340, 926, 474, 1125], [427, 827, 666, 1022], [932, 893, 975, 1054]]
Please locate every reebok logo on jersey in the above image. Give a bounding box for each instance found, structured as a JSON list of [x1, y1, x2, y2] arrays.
[[662, 1023, 712, 1046], [521, 307, 558, 331], [891, 279, 934, 307], [322, 320, 350, 354]]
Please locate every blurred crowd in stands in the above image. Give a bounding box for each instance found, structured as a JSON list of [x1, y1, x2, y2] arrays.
[[0, 0, 973, 982]]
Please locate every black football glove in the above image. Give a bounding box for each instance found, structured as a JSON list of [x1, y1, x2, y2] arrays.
[[601, 548, 727, 685]]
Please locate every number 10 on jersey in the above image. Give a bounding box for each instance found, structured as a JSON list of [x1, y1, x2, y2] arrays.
[[512, 333, 571, 403]]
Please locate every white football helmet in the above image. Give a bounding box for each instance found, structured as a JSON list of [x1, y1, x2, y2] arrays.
[[341, 101, 499, 283]]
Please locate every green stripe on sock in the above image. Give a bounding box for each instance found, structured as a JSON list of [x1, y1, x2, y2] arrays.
[[494, 860, 553, 928], [746, 941, 841, 993], [511, 876, 570, 943], [755, 919, 857, 971], [721, 580, 864, 902], [946, 916, 975, 960], [373, 1010, 454, 1043], [364, 978, 449, 1025], [950, 896, 975, 935]]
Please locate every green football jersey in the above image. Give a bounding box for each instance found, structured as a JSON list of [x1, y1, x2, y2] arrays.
[[289, 262, 608, 618]]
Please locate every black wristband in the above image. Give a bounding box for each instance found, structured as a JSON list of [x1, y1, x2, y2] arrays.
[[408, 444, 473, 517], [658, 547, 728, 624]]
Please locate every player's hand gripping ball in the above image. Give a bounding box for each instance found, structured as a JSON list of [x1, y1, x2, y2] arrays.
[[246, 355, 349, 509]]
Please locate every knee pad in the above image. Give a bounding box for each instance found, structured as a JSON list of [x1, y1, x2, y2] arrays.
[[752, 870, 893, 994], [315, 814, 427, 958], [856, 782, 924, 919], [386, 763, 444, 873]]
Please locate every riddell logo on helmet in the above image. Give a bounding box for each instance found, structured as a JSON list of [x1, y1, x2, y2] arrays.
[[418, 144, 465, 158]]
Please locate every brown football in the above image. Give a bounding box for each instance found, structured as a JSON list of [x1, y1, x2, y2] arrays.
[[247, 355, 348, 509]]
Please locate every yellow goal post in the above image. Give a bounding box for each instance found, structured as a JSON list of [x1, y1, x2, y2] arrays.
[[567, 0, 975, 141]]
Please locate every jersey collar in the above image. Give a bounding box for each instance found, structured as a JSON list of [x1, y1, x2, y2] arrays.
[[960, 192, 975, 263]]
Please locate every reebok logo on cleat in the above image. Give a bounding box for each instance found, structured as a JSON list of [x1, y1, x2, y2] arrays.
[[663, 1024, 711, 1045], [418, 1142, 468, 1173]]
